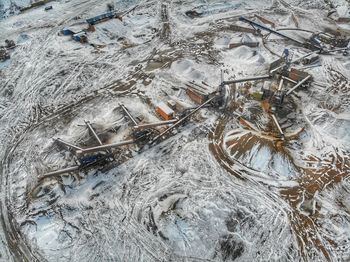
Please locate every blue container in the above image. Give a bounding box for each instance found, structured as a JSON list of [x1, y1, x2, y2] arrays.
[[86, 11, 115, 25], [62, 28, 74, 36]]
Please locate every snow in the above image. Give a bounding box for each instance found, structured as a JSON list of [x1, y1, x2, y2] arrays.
[[0, 0, 350, 261]]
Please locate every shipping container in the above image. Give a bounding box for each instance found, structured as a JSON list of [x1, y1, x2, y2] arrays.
[[156, 102, 174, 120]]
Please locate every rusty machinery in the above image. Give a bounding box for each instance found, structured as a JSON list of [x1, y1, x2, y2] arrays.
[[42, 101, 211, 178], [239, 16, 350, 54]]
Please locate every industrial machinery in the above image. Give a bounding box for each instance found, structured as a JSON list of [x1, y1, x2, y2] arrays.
[[310, 32, 350, 49], [218, 74, 271, 109], [239, 16, 323, 51], [239, 16, 350, 55]]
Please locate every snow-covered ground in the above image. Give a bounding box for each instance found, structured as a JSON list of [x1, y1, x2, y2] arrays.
[[0, 0, 350, 261]]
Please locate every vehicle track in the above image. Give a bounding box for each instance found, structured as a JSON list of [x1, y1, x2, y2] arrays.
[[0, 1, 155, 258], [0, 60, 153, 259], [209, 103, 350, 260]]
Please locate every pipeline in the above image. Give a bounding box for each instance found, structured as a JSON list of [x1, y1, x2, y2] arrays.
[[239, 17, 304, 45], [134, 119, 178, 130], [120, 104, 138, 126], [285, 75, 312, 96], [281, 76, 297, 84], [222, 75, 271, 85], [53, 138, 82, 151], [40, 165, 80, 180], [271, 114, 284, 137], [76, 139, 135, 155], [85, 120, 103, 145]]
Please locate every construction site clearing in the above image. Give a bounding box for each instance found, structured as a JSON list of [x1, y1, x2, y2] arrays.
[[35, 60, 334, 181], [1, 0, 350, 261], [37, 43, 320, 181]]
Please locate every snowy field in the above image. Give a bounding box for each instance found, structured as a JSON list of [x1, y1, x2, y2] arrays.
[[0, 0, 350, 261]]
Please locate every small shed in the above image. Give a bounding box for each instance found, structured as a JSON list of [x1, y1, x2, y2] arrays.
[[156, 102, 174, 120]]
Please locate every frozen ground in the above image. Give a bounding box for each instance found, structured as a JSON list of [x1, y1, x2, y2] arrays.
[[0, 0, 350, 261]]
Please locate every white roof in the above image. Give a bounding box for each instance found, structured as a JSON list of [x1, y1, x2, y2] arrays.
[[157, 102, 174, 115]]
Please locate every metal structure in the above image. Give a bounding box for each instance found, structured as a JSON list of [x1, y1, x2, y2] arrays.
[[86, 5, 138, 25], [43, 96, 219, 177], [240, 17, 304, 45], [218, 74, 272, 109], [285, 75, 312, 96], [271, 114, 284, 138], [42, 13, 349, 180], [150, 96, 216, 144], [85, 120, 103, 146], [281, 76, 297, 84], [269, 49, 319, 75], [134, 119, 178, 130], [41, 166, 80, 179], [120, 104, 138, 126], [239, 16, 322, 51], [76, 139, 135, 155], [310, 32, 350, 48], [53, 138, 82, 151], [221, 75, 271, 86], [86, 11, 122, 25]]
